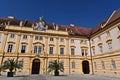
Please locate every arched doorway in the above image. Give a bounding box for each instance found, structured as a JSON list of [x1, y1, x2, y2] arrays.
[[31, 59, 40, 74], [82, 61, 90, 74]]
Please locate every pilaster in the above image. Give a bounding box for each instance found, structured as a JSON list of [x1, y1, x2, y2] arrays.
[[15, 33, 21, 54], [28, 34, 33, 54], [1, 31, 8, 53]]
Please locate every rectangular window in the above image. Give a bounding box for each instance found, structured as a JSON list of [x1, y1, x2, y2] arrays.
[[81, 40, 86, 44], [106, 31, 110, 36], [81, 49, 84, 56], [39, 36, 43, 40], [85, 49, 88, 56], [50, 37, 54, 41], [21, 45, 26, 53], [18, 61, 24, 68], [61, 62, 64, 67], [35, 36, 39, 40], [7, 44, 13, 53], [60, 38, 64, 42], [101, 61, 105, 69], [72, 62, 75, 69], [23, 35, 27, 39], [71, 48, 74, 55], [111, 60, 116, 69], [118, 26, 120, 30], [108, 42, 112, 52], [98, 36, 101, 40], [99, 46, 103, 53], [92, 48, 95, 54], [49, 47, 53, 54], [71, 39, 74, 43], [10, 34, 15, 38], [94, 62, 97, 69], [60, 48, 64, 55], [34, 46, 42, 54]]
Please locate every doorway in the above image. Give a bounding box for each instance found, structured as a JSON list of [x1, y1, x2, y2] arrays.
[[82, 61, 90, 74], [31, 59, 40, 74]]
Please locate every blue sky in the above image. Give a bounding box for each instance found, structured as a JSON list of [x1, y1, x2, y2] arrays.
[[0, 0, 120, 28]]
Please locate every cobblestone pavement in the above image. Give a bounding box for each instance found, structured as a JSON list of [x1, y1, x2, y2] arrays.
[[0, 74, 120, 80]]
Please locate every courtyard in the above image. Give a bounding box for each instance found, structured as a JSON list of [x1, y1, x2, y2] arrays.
[[0, 74, 120, 80]]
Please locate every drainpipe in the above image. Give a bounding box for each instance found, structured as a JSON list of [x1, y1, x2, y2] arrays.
[[88, 36, 94, 75]]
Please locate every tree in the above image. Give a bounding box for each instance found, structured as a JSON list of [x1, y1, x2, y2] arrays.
[[2, 58, 23, 77], [48, 60, 64, 76]]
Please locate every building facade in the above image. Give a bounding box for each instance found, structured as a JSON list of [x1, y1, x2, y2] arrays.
[[0, 9, 120, 75]]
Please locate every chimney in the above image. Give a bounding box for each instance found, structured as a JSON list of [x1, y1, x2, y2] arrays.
[[70, 24, 75, 26], [8, 16, 14, 19]]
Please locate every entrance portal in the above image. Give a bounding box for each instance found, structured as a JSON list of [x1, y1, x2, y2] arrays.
[[82, 61, 90, 74], [31, 59, 40, 74]]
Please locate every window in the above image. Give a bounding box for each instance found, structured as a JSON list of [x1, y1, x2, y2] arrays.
[[92, 48, 95, 54], [23, 35, 27, 39], [60, 48, 64, 55], [85, 49, 88, 56], [111, 60, 116, 69], [34, 46, 42, 54], [98, 36, 101, 41], [60, 38, 64, 42], [72, 62, 75, 69], [35, 36, 43, 40], [35, 36, 39, 40], [118, 26, 120, 30], [7, 44, 13, 53], [21, 45, 26, 53], [81, 40, 86, 44], [81, 49, 84, 56], [49, 47, 53, 54], [99, 46, 103, 53], [71, 48, 74, 55], [39, 36, 43, 40], [61, 61, 64, 67], [106, 31, 110, 36], [48, 61, 52, 66], [101, 61, 105, 69], [10, 34, 15, 38], [18, 61, 24, 69], [50, 37, 54, 41], [108, 42, 112, 52], [71, 39, 74, 43], [94, 62, 97, 69], [91, 39, 95, 44], [81, 49, 88, 56]]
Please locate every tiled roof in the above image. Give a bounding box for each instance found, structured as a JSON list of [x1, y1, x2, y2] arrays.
[[0, 9, 120, 36]]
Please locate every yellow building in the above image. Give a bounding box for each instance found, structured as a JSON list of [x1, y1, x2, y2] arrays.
[[0, 9, 120, 75]]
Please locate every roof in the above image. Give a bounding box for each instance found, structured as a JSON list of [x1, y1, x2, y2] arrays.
[[0, 9, 120, 36]]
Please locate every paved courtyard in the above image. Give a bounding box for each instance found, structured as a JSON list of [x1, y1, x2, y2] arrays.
[[0, 74, 120, 80]]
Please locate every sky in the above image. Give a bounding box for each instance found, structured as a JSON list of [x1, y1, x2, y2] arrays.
[[0, 0, 120, 28]]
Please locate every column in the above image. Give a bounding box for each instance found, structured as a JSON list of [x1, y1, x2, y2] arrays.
[[28, 34, 33, 54], [15, 33, 21, 54]]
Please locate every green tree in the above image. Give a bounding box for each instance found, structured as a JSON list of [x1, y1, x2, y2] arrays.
[[2, 58, 23, 77], [48, 60, 64, 76]]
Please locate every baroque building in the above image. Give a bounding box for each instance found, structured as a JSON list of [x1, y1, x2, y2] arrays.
[[0, 9, 120, 75]]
